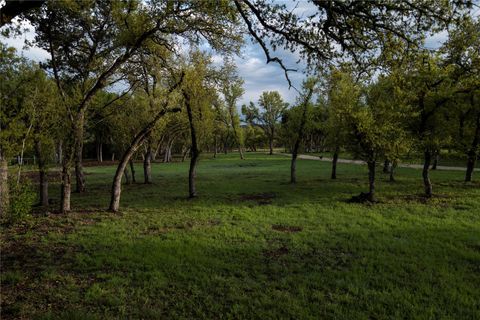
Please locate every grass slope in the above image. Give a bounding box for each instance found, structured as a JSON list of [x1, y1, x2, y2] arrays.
[[1, 153, 479, 319]]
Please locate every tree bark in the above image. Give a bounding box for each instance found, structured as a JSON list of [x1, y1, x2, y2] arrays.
[[367, 159, 376, 202], [74, 110, 86, 193], [144, 144, 152, 184], [0, 151, 9, 217], [129, 159, 136, 183], [331, 147, 339, 179], [422, 150, 433, 197], [34, 138, 49, 206]]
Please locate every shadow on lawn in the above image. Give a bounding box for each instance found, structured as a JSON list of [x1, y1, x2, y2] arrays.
[[1, 212, 479, 319]]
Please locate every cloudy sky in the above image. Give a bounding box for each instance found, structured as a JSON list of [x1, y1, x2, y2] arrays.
[[2, 0, 477, 107]]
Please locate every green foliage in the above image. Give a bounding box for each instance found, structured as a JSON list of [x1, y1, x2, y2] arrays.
[[7, 179, 36, 222]]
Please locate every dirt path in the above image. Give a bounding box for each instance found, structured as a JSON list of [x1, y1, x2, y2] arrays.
[[280, 153, 467, 171]]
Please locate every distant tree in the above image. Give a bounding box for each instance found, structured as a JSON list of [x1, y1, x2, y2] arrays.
[[282, 78, 318, 184], [243, 91, 288, 155]]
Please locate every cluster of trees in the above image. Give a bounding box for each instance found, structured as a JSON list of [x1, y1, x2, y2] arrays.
[[1, 0, 478, 216]]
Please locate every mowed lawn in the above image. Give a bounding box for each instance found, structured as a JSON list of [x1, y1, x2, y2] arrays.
[[1, 153, 479, 319]]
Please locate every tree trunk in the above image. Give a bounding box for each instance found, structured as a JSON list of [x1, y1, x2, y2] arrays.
[[213, 136, 217, 158], [123, 166, 131, 185], [383, 159, 390, 173], [144, 145, 152, 184], [431, 151, 439, 170], [34, 138, 48, 206], [96, 142, 103, 162], [56, 140, 63, 165], [389, 159, 397, 182], [184, 92, 200, 198], [111, 153, 115, 161], [74, 111, 86, 193], [331, 147, 339, 179], [367, 159, 376, 202], [109, 73, 184, 212], [269, 136, 273, 155], [422, 150, 433, 197], [60, 162, 71, 213], [129, 159, 136, 183], [182, 146, 189, 162], [465, 112, 480, 182], [0, 151, 9, 217]]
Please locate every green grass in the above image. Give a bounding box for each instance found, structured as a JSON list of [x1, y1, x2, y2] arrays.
[[1, 153, 479, 319]]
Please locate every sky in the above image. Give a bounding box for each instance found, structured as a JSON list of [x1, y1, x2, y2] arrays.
[[2, 1, 476, 107]]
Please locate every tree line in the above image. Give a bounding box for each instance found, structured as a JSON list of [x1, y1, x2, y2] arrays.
[[0, 0, 478, 217]]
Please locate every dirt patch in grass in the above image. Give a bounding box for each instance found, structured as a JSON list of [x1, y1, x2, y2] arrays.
[[239, 192, 276, 205], [272, 224, 302, 233]]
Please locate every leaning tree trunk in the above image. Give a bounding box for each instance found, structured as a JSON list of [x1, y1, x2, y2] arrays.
[[465, 112, 480, 182], [331, 147, 339, 179], [367, 159, 376, 202], [109, 73, 184, 212], [34, 138, 49, 206], [129, 159, 136, 183], [0, 150, 9, 217], [144, 144, 152, 184], [422, 150, 433, 197], [185, 93, 200, 198]]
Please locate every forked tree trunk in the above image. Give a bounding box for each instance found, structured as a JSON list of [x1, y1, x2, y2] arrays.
[[34, 138, 49, 206], [465, 112, 480, 182], [129, 159, 136, 183], [0, 151, 9, 217], [331, 147, 339, 179], [74, 111, 86, 193], [422, 150, 433, 197], [367, 159, 376, 202], [144, 144, 152, 184]]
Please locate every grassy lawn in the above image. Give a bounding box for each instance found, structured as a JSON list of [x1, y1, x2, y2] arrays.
[[1, 153, 479, 319]]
